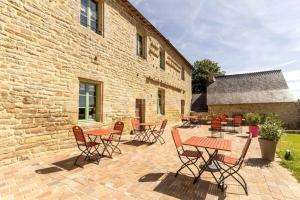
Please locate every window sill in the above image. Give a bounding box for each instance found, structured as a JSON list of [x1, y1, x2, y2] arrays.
[[78, 120, 103, 127]]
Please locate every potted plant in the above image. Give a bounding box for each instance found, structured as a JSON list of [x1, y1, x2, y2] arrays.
[[245, 113, 261, 137], [258, 114, 285, 161]]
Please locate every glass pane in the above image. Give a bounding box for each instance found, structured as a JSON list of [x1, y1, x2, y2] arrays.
[[80, 0, 88, 27], [88, 108, 96, 120], [91, 20, 97, 32], [79, 95, 86, 108], [87, 84, 96, 96], [79, 108, 86, 120], [89, 96, 95, 107], [79, 83, 86, 95]]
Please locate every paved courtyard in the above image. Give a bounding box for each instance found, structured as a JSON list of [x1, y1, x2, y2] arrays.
[[1, 124, 300, 200]]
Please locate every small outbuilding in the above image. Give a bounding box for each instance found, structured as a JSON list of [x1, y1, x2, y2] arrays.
[[206, 70, 299, 129]]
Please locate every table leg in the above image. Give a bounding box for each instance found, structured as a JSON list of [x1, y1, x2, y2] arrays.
[[194, 148, 220, 185]]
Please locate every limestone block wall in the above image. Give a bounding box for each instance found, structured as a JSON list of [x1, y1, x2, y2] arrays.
[[208, 102, 300, 129], [0, 0, 192, 165]]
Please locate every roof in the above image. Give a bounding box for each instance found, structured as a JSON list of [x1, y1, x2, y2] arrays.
[[207, 70, 296, 105], [120, 0, 193, 69]]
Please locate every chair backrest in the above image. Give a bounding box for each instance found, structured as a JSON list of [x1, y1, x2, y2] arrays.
[[240, 133, 253, 160], [114, 121, 124, 134], [72, 126, 86, 144], [131, 118, 140, 130], [171, 128, 182, 149], [220, 114, 228, 122], [160, 119, 168, 130], [211, 118, 222, 129], [234, 115, 242, 124]]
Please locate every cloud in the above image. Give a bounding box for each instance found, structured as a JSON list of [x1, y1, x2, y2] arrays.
[[129, 0, 300, 99]]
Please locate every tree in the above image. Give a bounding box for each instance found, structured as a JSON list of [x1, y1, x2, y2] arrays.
[[192, 59, 225, 93]]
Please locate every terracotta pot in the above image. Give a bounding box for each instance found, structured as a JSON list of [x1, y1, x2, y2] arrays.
[[258, 138, 278, 161], [249, 125, 259, 137]]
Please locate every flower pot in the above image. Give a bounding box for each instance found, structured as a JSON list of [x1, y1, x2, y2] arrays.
[[249, 125, 259, 137], [258, 138, 278, 161]]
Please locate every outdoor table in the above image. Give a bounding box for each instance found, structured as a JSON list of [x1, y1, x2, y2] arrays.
[[183, 136, 232, 184], [85, 129, 121, 158], [139, 122, 161, 142]]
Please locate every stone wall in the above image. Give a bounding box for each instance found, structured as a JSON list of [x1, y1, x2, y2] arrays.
[[0, 0, 192, 165], [208, 102, 300, 129]]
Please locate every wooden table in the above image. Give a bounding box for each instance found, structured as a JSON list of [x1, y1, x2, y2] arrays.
[[139, 122, 161, 142], [85, 129, 121, 158], [183, 136, 232, 184]]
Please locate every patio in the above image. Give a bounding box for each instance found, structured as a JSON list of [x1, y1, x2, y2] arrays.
[[1, 124, 300, 200]]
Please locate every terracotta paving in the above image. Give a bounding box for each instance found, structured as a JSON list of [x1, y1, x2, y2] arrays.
[[1, 124, 300, 200]]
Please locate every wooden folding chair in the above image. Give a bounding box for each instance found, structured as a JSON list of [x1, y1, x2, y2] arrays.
[[171, 128, 206, 180], [131, 118, 144, 141], [151, 119, 167, 144], [72, 126, 101, 166], [211, 117, 223, 138], [102, 121, 124, 157], [233, 115, 242, 133], [214, 134, 252, 194]]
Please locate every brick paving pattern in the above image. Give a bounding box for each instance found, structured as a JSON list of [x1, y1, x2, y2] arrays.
[[0, 125, 300, 200]]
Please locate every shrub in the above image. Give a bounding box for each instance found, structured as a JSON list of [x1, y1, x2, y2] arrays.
[[245, 113, 261, 125], [260, 114, 285, 142]]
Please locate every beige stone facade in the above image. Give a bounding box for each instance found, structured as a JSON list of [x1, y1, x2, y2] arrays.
[[0, 0, 192, 165], [208, 102, 300, 129]]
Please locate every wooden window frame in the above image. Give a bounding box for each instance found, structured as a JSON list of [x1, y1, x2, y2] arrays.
[[136, 32, 147, 59], [78, 79, 103, 122], [159, 49, 165, 70], [80, 0, 104, 35], [181, 66, 185, 81]]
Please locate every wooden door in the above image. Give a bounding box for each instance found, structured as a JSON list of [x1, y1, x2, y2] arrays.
[[135, 99, 145, 123]]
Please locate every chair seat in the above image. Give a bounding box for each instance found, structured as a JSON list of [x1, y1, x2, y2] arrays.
[[215, 154, 238, 165], [181, 150, 203, 158], [102, 138, 120, 142], [79, 142, 100, 148]]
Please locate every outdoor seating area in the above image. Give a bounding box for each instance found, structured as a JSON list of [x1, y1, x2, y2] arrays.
[[1, 122, 300, 199]]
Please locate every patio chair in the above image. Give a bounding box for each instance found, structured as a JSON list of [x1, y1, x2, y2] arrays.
[[151, 119, 167, 144], [131, 118, 144, 141], [171, 128, 205, 180], [214, 133, 253, 195], [72, 126, 101, 166], [102, 121, 124, 157], [233, 115, 242, 133], [180, 114, 190, 127], [211, 117, 223, 138]]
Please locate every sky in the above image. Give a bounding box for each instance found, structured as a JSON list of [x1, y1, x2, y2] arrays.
[[129, 0, 300, 100]]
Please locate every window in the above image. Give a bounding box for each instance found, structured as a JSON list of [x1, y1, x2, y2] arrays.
[[81, 0, 101, 33], [181, 67, 185, 80], [157, 89, 165, 115], [136, 33, 145, 58], [160, 50, 165, 69], [79, 82, 100, 121]]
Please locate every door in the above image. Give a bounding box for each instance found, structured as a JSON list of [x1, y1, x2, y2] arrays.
[[135, 99, 145, 123], [181, 100, 185, 115]]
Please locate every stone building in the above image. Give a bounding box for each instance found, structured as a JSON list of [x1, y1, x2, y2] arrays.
[[0, 0, 192, 165], [206, 70, 299, 129]]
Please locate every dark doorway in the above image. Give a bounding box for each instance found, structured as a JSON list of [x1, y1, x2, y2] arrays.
[[181, 100, 185, 114], [136, 99, 145, 123]]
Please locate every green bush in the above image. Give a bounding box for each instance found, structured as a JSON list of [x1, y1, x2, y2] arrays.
[[260, 114, 285, 142], [245, 113, 261, 125]]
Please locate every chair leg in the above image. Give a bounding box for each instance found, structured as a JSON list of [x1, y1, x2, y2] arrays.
[[74, 152, 84, 166]]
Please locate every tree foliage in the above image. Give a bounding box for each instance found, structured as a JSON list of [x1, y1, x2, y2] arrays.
[[192, 59, 225, 93]]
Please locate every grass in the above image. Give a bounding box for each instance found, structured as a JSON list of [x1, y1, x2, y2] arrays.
[[277, 133, 300, 182]]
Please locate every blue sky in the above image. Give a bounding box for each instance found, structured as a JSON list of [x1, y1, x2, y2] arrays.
[[129, 0, 300, 99]]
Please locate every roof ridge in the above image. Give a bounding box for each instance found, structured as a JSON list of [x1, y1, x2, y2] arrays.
[[217, 69, 282, 78]]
